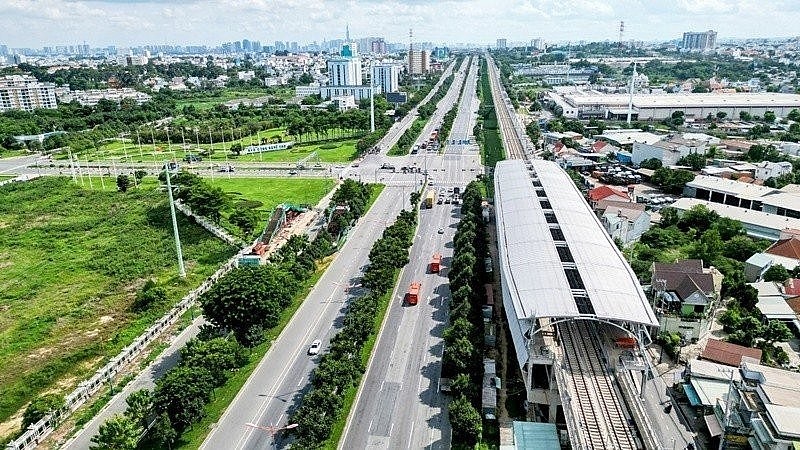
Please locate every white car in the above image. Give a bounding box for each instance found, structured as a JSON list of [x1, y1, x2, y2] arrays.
[[308, 340, 322, 355], [438, 227, 445, 234]]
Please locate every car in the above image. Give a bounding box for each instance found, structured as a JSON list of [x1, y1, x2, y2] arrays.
[[352, 163, 360, 167], [184, 154, 202, 163], [217, 165, 234, 172], [438, 227, 444, 234], [288, 170, 298, 175], [308, 340, 322, 355]]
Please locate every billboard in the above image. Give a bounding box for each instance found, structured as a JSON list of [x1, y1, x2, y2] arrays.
[[386, 92, 408, 104]]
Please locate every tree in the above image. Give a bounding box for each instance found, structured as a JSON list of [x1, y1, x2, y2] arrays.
[[90, 414, 140, 450], [762, 320, 793, 345], [134, 170, 147, 182], [763, 264, 790, 282], [659, 207, 680, 227], [180, 337, 249, 387], [229, 206, 261, 237], [764, 110, 777, 123], [639, 158, 663, 170], [676, 152, 706, 171], [728, 316, 762, 347], [124, 389, 153, 429], [740, 111, 752, 121], [116, 174, 130, 193], [229, 142, 242, 155], [152, 366, 215, 433], [651, 168, 695, 195], [449, 394, 482, 446], [722, 235, 761, 261], [151, 412, 177, 450], [729, 284, 759, 311], [716, 111, 727, 120], [677, 204, 719, 233], [22, 394, 64, 430]]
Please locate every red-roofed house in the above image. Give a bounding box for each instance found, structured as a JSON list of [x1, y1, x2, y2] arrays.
[[766, 237, 800, 261], [785, 279, 800, 297], [587, 185, 629, 207], [590, 141, 619, 155], [700, 339, 762, 367]]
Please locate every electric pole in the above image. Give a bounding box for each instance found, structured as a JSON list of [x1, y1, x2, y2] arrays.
[[164, 164, 186, 278]]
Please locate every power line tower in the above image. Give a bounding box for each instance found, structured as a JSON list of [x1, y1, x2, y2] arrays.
[[618, 21, 625, 51]]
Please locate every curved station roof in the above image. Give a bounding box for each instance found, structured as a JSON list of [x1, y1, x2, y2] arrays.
[[494, 159, 657, 327]]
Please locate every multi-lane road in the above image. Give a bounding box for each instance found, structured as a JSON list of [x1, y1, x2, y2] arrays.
[[340, 56, 481, 450], [200, 57, 474, 450]]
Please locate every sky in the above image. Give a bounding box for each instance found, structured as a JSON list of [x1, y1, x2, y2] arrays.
[[1, 0, 799, 48]]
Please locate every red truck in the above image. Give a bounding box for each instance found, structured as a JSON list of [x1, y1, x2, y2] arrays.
[[406, 282, 421, 306], [430, 253, 442, 273]]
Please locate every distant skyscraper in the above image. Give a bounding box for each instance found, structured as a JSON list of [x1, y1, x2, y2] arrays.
[[496, 38, 507, 49], [0, 45, 7, 56], [242, 39, 251, 52], [371, 38, 387, 54], [681, 30, 717, 52], [233, 41, 242, 52]]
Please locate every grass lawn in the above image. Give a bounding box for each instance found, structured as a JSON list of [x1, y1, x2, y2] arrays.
[[0, 176, 13, 182], [0, 177, 238, 435], [174, 88, 293, 110], [59, 129, 359, 164], [206, 177, 335, 212]]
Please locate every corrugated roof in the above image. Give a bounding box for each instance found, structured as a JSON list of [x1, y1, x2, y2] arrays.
[[512, 422, 560, 450], [701, 339, 763, 367], [494, 159, 657, 326], [687, 175, 778, 201]]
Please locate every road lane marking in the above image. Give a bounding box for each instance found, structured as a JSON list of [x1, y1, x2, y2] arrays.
[[407, 422, 414, 449]]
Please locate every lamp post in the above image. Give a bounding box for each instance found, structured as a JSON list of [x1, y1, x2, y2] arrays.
[[245, 422, 299, 450], [163, 162, 186, 278], [718, 367, 736, 450]]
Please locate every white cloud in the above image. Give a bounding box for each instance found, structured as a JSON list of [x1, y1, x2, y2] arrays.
[[0, 0, 798, 47]]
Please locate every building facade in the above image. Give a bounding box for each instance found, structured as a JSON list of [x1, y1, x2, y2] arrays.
[[319, 85, 379, 101], [682, 30, 717, 52], [632, 136, 709, 166], [0, 75, 57, 112], [371, 63, 400, 95], [327, 57, 362, 87], [408, 49, 429, 75]]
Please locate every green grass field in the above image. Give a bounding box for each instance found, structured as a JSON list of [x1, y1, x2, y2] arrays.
[[0, 178, 239, 433], [174, 88, 294, 110], [59, 128, 359, 164], [206, 177, 335, 212]]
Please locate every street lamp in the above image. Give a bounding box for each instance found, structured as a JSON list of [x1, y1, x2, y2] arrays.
[[163, 162, 186, 278], [245, 422, 299, 449]]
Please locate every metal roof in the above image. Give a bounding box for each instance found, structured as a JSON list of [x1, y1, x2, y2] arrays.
[[687, 175, 778, 201], [494, 159, 658, 326]]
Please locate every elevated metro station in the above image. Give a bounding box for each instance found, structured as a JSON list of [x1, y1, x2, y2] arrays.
[[494, 159, 668, 449]]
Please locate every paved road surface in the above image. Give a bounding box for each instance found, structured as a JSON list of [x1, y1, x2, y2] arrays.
[[340, 55, 481, 450]]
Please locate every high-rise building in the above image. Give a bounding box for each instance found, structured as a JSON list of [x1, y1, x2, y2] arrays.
[[0, 75, 58, 112], [0, 45, 7, 56], [372, 63, 400, 94], [497, 38, 507, 49], [328, 57, 362, 87], [681, 30, 717, 52], [242, 39, 251, 52], [371, 38, 387, 54], [408, 49, 429, 75]]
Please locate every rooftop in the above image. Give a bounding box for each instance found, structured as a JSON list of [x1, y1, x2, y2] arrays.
[[561, 91, 800, 109], [494, 159, 657, 326], [766, 237, 800, 260], [701, 339, 763, 367], [595, 129, 664, 146], [687, 175, 778, 201]]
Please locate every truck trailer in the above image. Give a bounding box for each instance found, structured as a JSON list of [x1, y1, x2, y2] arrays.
[[424, 189, 436, 208], [406, 282, 421, 306], [430, 253, 442, 273]]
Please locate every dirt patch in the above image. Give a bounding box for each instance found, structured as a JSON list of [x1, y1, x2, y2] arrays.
[[98, 315, 114, 325], [84, 329, 100, 338], [0, 413, 23, 444], [28, 347, 54, 360]]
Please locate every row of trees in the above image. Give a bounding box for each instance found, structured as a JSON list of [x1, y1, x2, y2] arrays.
[[650, 167, 696, 194], [417, 74, 456, 120], [442, 181, 488, 446], [327, 179, 373, 237], [389, 117, 427, 155], [290, 202, 419, 447]]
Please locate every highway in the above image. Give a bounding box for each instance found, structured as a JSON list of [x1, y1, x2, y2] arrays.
[[339, 55, 481, 450], [200, 58, 470, 450]]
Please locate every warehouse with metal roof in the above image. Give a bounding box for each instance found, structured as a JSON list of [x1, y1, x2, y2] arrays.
[[494, 160, 658, 367]]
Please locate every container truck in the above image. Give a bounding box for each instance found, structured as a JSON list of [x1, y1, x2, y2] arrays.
[[424, 189, 436, 208], [430, 253, 442, 273], [406, 282, 421, 306]]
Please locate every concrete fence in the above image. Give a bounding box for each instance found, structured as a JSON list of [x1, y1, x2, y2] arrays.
[[173, 200, 241, 247], [5, 247, 249, 450]]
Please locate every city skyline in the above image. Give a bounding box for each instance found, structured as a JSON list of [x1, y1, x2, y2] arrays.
[[2, 0, 800, 49]]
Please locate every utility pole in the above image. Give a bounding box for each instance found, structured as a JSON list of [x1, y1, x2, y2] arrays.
[[370, 62, 376, 133], [164, 163, 186, 278], [627, 62, 637, 126]]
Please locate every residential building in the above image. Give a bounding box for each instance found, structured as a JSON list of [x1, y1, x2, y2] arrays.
[[295, 85, 321, 98], [327, 56, 362, 87], [371, 63, 400, 95], [330, 95, 356, 111], [408, 49, 429, 75], [370, 38, 387, 54], [57, 88, 151, 106], [750, 281, 800, 331], [682, 30, 717, 52], [755, 161, 793, 182], [651, 259, 719, 317], [0, 75, 57, 112], [587, 185, 630, 207], [632, 135, 709, 166], [598, 201, 651, 245], [496, 38, 507, 49], [700, 340, 763, 368], [319, 85, 378, 101]]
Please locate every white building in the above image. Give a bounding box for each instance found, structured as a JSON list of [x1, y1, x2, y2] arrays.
[[295, 85, 321, 98], [320, 85, 379, 101], [57, 88, 151, 106], [755, 161, 793, 181], [327, 57, 362, 87], [632, 135, 709, 166], [331, 95, 357, 111], [237, 70, 255, 81], [371, 63, 400, 95], [116, 55, 148, 66], [0, 75, 57, 112]]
